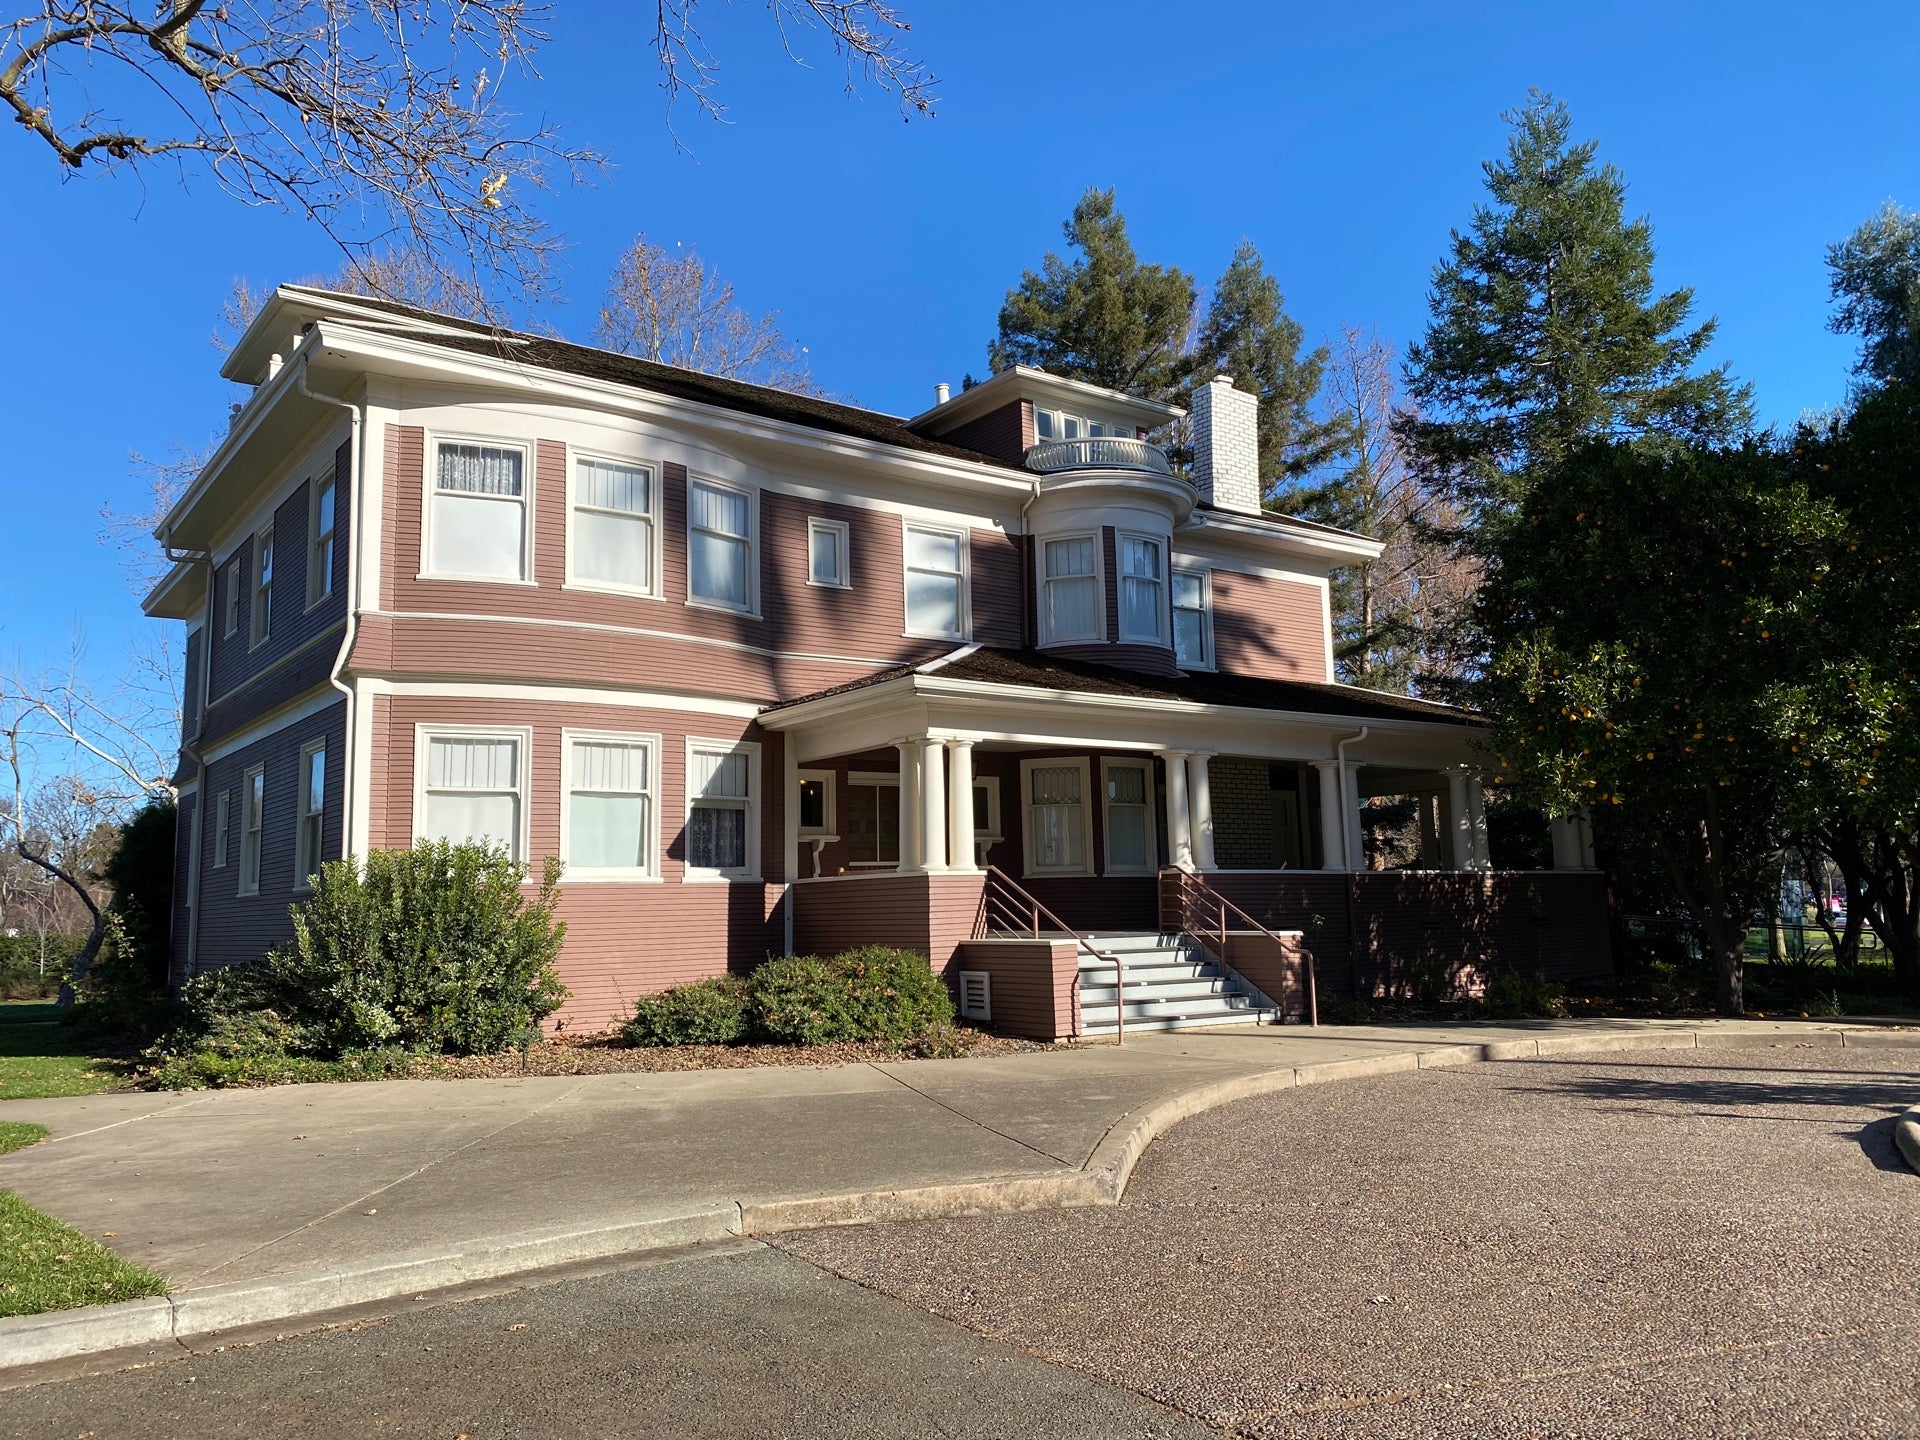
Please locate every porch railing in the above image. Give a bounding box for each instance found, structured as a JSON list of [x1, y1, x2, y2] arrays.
[[1160, 867, 1318, 1027], [979, 865, 1128, 1045]]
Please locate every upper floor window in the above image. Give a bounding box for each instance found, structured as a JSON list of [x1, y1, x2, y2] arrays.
[[1034, 409, 1135, 441], [904, 523, 967, 639], [1118, 534, 1166, 644], [1041, 535, 1099, 644], [250, 528, 274, 649], [572, 457, 656, 595], [686, 740, 760, 878], [1173, 568, 1211, 669], [308, 476, 336, 607], [430, 441, 528, 582], [296, 740, 326, 889], [222, 559, 240, 637], [417, 728, 527, 860], [807, 517, 850, 588], [688, 478, 754, 612], [212, 789, 230, 868], [563, 731, 660, 879], [238, 764, 265, 896]]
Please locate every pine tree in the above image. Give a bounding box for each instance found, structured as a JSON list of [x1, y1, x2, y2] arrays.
[[1828, 200, 1920, 392], [1403, 89, 1752, 523], [990, 188, 1197, 400], [1194, 240, 1350, 493]]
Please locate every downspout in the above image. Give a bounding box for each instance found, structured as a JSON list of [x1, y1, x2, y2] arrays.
[[298, 352, 365, 864], [174, 538, 213, 986], [1019, 477, 1042, 648], [1333, 726, 1368, 1000], [1332, 726, 1369, 872]]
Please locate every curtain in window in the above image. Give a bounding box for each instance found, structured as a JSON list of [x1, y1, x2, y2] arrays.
[[1173, 571, 1207, 666], [689, 748, 750, 870], [569, 740, 650, 870], [690, 482, 750, 607], [1044, 537, 1098, 640], [432, 446, 525, 579], [1120, 537, 1164, 641], [424, 736, 519, 855], [1029, 765, 1085, 870], [1106, 764, 1150, 869], [906, 528, 963, 635], [575, 460, 653, 590], [437, 444, 523, 496]]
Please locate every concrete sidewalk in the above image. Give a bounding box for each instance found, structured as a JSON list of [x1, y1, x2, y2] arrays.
[[2, 1016, 1914, 1368]]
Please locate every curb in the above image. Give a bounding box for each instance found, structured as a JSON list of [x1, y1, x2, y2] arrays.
[[5, 1024, 1916, 1371], [1896, 1104, 1920, 1177]]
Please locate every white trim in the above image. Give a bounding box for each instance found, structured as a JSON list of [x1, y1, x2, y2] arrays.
[[1099, 756, 1158, 876], [565, 448, 664, 601], [806, 516, 852, 589], [412, 723, 534, 863], [796, 767, 836, 838], [559, 727, 663, 883], [972, 775, 1002, 842], [1172, 565, 1214, 671], [237, 763, 265, 897], [294, 736, 327, 892], [1036, 530, 1103, 646], [200, 686, 347, 766], [306, 470, 337, 610], [685, 474, 759, 616], [1116, 531, 1168, 646], [1018, 756, 1094, 878], [208, 620, 345, 713], [419, 432, 535, 585], [362, 677, 763, 720], [902, 519, 970, 641], [683, 736, 763, 881], [221, 557, 241, 637]]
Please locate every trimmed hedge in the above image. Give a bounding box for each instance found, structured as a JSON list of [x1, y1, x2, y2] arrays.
[[625, 976, 750, 1047], [624, 947, 956, 1049]]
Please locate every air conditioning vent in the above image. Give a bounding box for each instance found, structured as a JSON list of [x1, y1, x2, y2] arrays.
[[957, 970, 991, 1023]]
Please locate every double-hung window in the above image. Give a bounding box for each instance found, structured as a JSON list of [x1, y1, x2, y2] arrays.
[[296, 740, 326, 887], [904, 524, 967, 638], [1173, 568, 1211, 669], [1102, 759, 1156, 875], [1022, 758, 1091, 876], [309, 476, 336, 606], [238, 765, 265, 896], [688, 478, 753, 611], [250, 529, 274, 648], [1042, 535, 1099, 643], [564, 731, 659, 878], [212, 790, 230, 868], [686, 740, 760, 878], [1119, 534, 1166, 644], [222, 560, 240, 637], [430, 442, 527, 582], [572, 457, 656, 594], [417, 729, 527, 859], [807, 517, 850, 588], [846, 772, 901, 867]]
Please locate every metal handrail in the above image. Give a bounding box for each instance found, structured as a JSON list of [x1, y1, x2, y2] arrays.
[[1023, 436, 1174, 476], [1161, 867, 1318, 1027], [979, 865, 1128, 1045]]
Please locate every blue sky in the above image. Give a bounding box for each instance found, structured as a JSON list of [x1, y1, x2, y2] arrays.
[[2, 0, 1917, 680]]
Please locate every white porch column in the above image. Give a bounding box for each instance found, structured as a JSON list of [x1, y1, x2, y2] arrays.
[[1187, 753, 1217, 872], [1341, 761, 1365, 870], [1312, 760, 1345, 871], [1576, 809, 1597, 870], [1466, 776, 1490, 871], [1446, 769, 1474, 871], [1552, 811, 1597, 870], [945, 739, 977, 872], [1163, 749, 1193, 870], [920, 737, 948, 873], [895, 740, 923, 873], [782, 739, 801, 884]]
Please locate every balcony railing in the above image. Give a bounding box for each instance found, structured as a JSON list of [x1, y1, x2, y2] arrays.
[[1024, 436, 1174, 477]]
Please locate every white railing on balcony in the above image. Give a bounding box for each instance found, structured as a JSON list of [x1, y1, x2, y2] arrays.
[[1024, 436, 1174, 476]]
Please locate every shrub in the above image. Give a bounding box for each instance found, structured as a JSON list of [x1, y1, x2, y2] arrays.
[[1480, 968, 1569, 1020], [70, 913, 175, 1035], [748, 946, 954, 1047], [103, 800, 175, 992], [625, 976, 750, 1047]]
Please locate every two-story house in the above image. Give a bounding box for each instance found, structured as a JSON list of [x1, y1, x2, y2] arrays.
[[144, 287, 1609, 1039]]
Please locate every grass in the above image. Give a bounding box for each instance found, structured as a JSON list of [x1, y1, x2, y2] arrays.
[[0, 1191, 168, 1318], [0, 1001, 128, 1101], [0, 1122, 49, 1157]]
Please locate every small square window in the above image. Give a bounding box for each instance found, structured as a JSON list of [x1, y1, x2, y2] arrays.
[[807, 518, 850, 588]]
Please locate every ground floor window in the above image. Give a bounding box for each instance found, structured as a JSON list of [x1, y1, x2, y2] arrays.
[[846, 771, 900, 867], [1021, 758, 1091, 876], [416, 727, 529, 860], [563, 731, 660, 879], [295, 739, 326, 888], [686, 739, 760, 878], [1101, 758, 1156, 874]]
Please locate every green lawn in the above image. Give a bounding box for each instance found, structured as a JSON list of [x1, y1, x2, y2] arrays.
[[0, 1122, 49, 1156], [0, 1191, 168, 1318], [0, 1002, 127, 1101]]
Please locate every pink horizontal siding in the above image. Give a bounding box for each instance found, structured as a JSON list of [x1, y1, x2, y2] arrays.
[[1210, 569, 1329, 683], [952, 938, 1079, 1039]]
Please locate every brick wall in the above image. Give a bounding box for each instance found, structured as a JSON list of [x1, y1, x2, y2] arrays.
[[1209, 756, 1274, 868]]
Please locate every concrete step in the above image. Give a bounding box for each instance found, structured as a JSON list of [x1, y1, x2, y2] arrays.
[[1079, 976, 1242, 1005], [1079, 993, 1263, 1026], [1075, 953, 1210, 977], [1080, 1010, 1271, 1035], [1078, 932, 1192, 953]]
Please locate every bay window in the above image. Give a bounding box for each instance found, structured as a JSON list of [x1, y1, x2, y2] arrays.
[[564, 731, 659, 878], [686, 740, 760, 878], [689, 478, 753, 611], [572, 457, 656, 594], [417, 728, 527, 859], [429, 442, 527, 582], [1042, 535, 1099, 643], [1119, 534, 1166, 644]]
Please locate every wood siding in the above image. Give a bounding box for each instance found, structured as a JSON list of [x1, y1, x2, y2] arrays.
[[952, 938, 1079, 1039], [937, 400, 1029, 464], [1209, 569, 1329, 683]]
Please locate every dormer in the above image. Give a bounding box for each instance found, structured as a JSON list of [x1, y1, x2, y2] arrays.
[[907, 366, 1181, 468]]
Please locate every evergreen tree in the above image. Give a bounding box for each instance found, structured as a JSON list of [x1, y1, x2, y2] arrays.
[[990, 188, 1196, 399], [1403, 90, 1752, 523], [1828, 200, 1920, 392], [1194, 240, 1350, 492]]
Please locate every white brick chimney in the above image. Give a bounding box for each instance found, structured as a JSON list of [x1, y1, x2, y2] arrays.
[[1190, 374, 1261, 515]]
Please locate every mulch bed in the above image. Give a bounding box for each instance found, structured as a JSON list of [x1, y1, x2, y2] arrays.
[[416, 1027, 1050, 1080]]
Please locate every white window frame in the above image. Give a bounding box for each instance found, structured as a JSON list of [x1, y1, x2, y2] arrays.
[[806, 517, 851, 589], [420, 435, 535, 586], [683, 737, 762, 881], [1117, 532, 1168, 645], [685, 475, 758, 616], [1038, 531, 1103, 645], [294, 738, 326, 891], [249, 527, 274, 651], [222, 559, 240, 638], [307, 473, 336, 609], [845, 770, 902, 868], [1018, 756, 1094, 878], [972, 776, 1002, 842], [1172, 566, 1214, 670], [560, 728, 662, 882], [212, 789, 230, 869], [411, 724, 533, 862], [796, 767, 836, 839], [902, 521, 970, 641], [566, 452, 662, 600], [238, 763, 265, 897], [1099, 757, 1159, 877]]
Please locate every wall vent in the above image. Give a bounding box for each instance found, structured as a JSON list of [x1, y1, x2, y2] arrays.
[[957, 970, 991, 1023]]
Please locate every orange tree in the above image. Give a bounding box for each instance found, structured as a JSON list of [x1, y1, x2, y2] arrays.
[[1473, 440, 1844, 1014]]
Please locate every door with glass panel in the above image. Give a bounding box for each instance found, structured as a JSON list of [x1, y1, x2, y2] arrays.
[[1102, 759, 1156, 875]]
